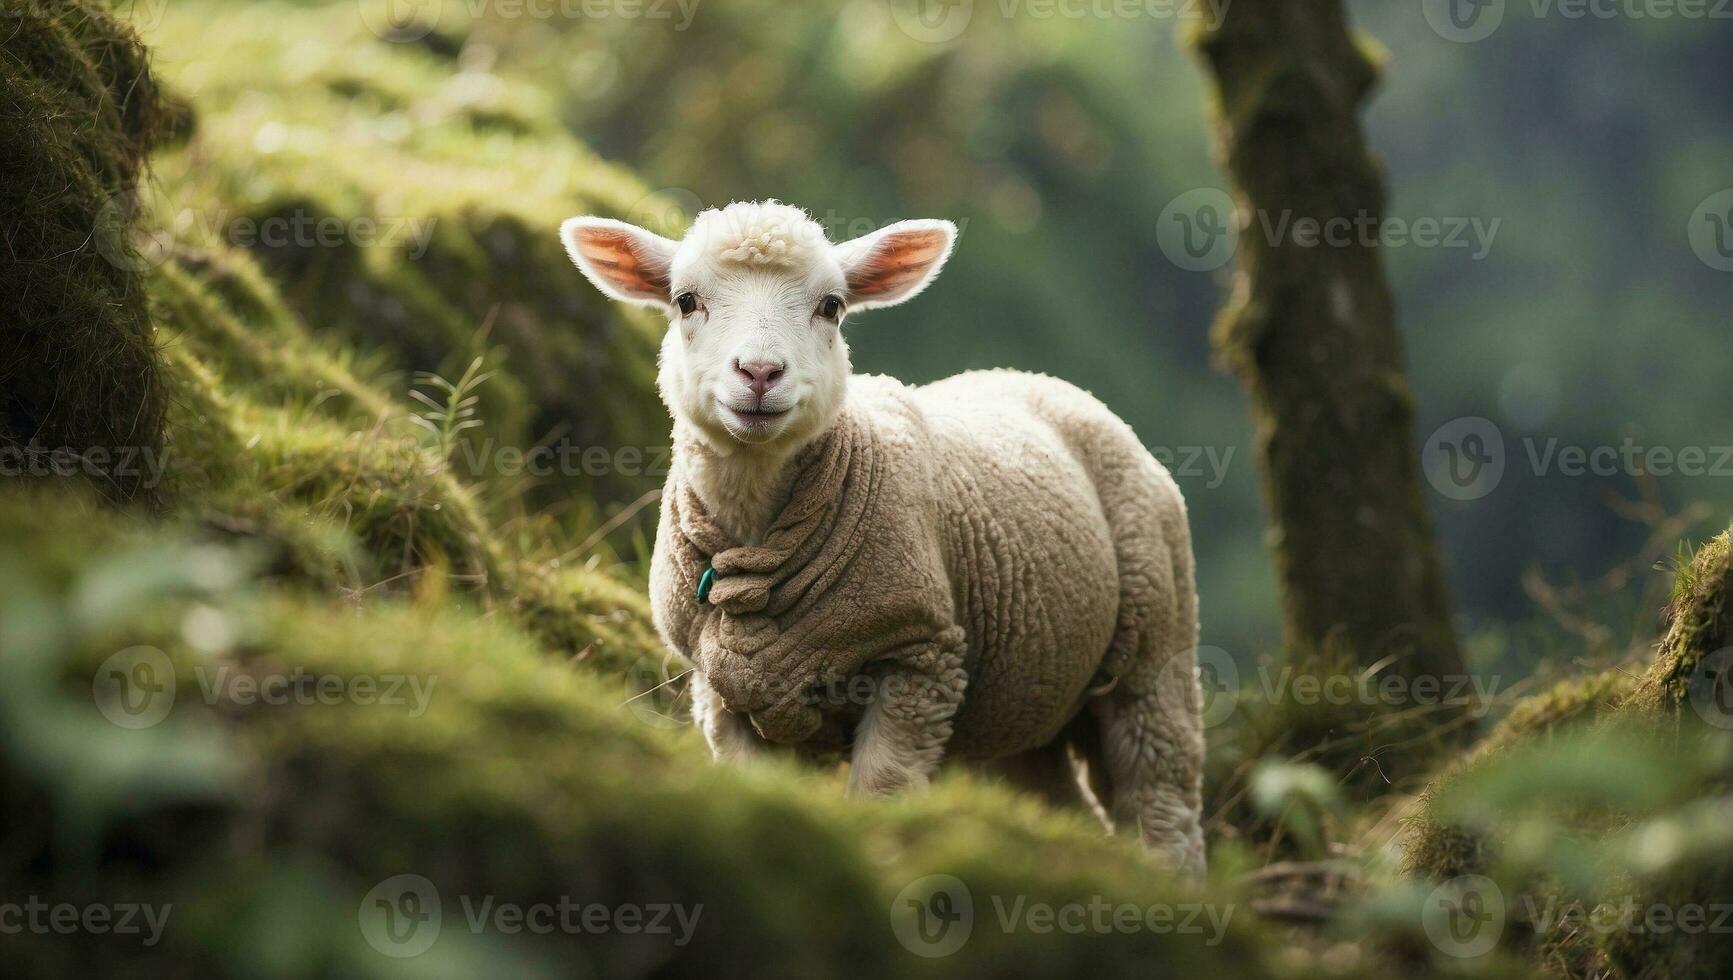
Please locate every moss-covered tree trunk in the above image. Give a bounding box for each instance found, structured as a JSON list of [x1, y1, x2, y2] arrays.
[[1190, 4, 1466, 686]]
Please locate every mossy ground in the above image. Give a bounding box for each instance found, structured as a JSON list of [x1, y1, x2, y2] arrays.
[[1, 492, 1344, 980], [143, 0, 667, 514]]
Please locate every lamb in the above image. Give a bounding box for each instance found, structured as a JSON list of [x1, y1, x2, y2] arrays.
[[562, 200, 1206, 874]]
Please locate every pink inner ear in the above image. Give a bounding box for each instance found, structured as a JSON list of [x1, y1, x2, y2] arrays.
[[574, 227, 670, 296], [847, 229, 949, 298]]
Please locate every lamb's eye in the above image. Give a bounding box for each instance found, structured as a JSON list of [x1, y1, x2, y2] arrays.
[[817, 295, 844, 321], [675, 292, 698, 316]]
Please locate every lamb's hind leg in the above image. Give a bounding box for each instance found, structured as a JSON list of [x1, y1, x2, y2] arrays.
[[1090, 657, 1206, 875], [1089, 476, 1206, 875]]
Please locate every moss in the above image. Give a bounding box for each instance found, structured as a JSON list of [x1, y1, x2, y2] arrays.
[[140, 0, 667, 510], [0, 0, 165, 501], [0, 8, 1337, 977], [0, 494, 1349, 980], [509, 559, 667, 673], [147, 246, 498, 590], [1400, 665, 1639, 889], [1404, 529, 1731, 882], [1476, 666, 1641, 760], [1402, 530, 1733, 980], [1617, 528, 1732, 722], [1594, 527, 1733, 980], [146, 238, 656, 680]]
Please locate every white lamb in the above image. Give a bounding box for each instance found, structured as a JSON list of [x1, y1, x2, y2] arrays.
[[562, 200, 1206, 874]]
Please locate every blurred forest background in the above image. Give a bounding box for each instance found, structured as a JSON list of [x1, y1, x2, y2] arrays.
[[536, 0, 1733, 671], [191, 0, 1730, 673]]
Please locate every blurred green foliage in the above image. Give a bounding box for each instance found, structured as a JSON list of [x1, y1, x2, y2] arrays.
[[127, 0, 1733, 669], [298, 0, 1733, 674]]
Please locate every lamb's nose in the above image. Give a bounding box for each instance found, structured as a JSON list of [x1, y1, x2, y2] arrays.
[[733, 359, 785, 397]]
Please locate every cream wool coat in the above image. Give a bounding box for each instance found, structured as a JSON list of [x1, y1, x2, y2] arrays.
[[651, 369, 1203, 779]]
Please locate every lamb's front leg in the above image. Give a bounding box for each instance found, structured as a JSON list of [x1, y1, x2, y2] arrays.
[[847, 632, 969, 797], [690, 670, 761, 765]]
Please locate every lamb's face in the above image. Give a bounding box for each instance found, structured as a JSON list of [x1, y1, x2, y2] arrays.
[[562, 201, 954, 455]]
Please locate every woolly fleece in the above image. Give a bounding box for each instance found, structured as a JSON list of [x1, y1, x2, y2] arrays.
[[651, 369, 1206, 871]]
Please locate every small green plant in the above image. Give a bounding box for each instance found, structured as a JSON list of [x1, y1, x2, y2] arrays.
[[408, 355, 493, 464], [1667, 539, 1703, 608], [1249, 760, 1343, 860]]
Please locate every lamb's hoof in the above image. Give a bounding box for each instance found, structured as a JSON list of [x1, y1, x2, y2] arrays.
[[1147, 834, 1207, 879], [710, 746, 756, 769]]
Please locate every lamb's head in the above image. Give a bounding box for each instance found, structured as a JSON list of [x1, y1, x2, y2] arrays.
[[562, 201, 954, 453]]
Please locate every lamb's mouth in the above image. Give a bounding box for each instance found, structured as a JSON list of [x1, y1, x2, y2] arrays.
[[723, 403, 793, 430]]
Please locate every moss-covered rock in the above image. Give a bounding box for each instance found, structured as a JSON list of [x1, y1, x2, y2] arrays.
[[1615, 530, 1732, 723], [0, 0, 165, 500], [1594, 529, 1733, 980], [1401, 665, 1638, 885], [139, 0, 667, 511], [1402, 526, 1733, 980]]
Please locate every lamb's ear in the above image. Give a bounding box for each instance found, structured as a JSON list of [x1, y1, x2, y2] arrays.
[[561, 216, 678, 308], [832, 219, 956, 311]]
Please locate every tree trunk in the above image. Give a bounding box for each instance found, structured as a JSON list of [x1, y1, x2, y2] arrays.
[[1190, 3, 1467, 686]]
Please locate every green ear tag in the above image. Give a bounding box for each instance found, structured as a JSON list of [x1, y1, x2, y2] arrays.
[[697, 566, 716, 605]]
